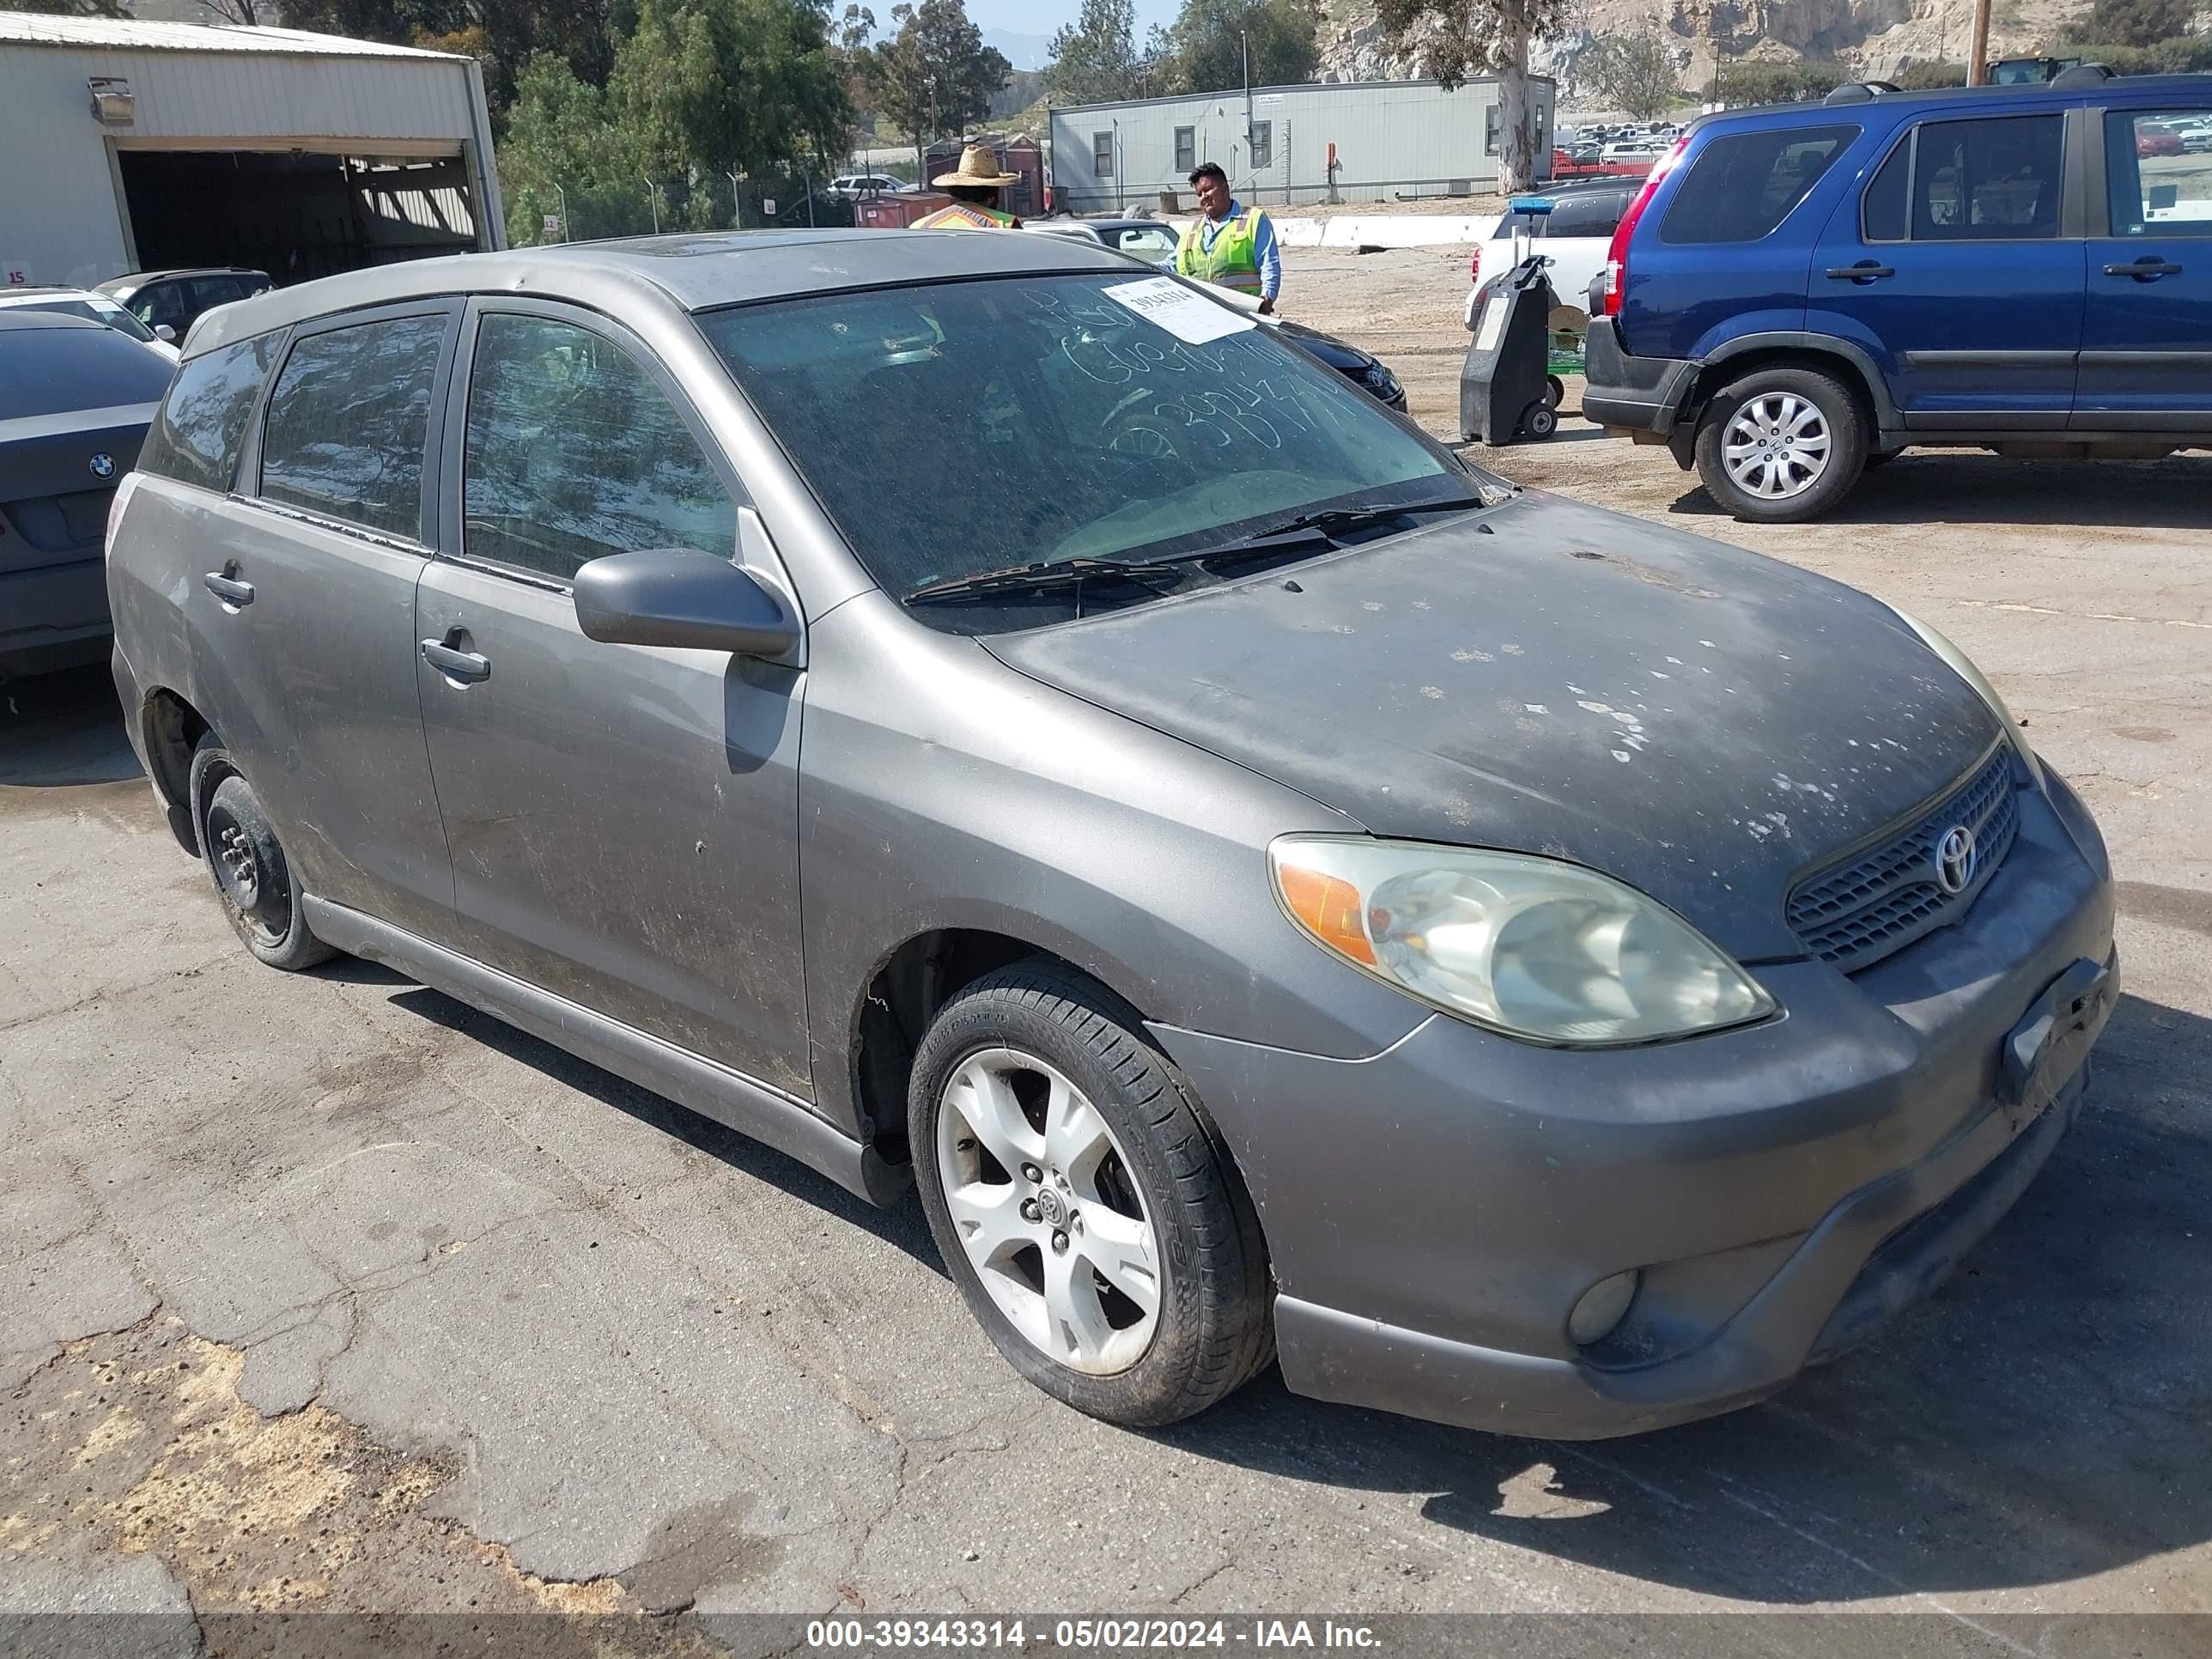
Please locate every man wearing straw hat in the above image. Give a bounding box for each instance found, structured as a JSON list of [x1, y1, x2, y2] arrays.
[[912, 144, 1024, 230]]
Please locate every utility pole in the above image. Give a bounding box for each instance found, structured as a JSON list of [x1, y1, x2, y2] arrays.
[[1242, 29, 1255, 181], [1966, 0, 1992, 84]]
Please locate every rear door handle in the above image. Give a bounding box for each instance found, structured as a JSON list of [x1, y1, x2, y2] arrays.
[[420, 638, 491, 684], [203, 570, 254, 607], [2104, 258, 2183, 280], [1826, 263, 1895, 283]]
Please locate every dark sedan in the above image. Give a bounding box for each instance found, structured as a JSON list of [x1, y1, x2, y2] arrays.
[[0, 312, 170, 677]]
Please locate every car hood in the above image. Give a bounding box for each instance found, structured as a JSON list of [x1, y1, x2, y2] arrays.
[[1272, 317, 1370, 370], [986, 491, 2002, 960]]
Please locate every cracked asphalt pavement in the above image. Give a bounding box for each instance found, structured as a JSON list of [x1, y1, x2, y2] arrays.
[[3, 251, 2209, 1651]]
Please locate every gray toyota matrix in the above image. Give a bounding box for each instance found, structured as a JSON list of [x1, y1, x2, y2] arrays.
[[106, 232, 2117, 1438]]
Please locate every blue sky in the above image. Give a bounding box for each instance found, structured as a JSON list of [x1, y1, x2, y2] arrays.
[[967, 0, 1182, 68]]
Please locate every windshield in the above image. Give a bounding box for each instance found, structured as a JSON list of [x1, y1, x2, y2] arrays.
[[701, 272, 1469, 625], [6, 297, 158, 344]]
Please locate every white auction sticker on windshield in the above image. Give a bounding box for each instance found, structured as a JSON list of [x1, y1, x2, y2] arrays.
[[1103, 276, 1257, 344]]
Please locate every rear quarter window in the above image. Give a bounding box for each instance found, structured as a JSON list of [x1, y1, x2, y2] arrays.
[[0, 325, 173, 421], [1660, 124, 1859, 244], [138, 333, 282, 494]]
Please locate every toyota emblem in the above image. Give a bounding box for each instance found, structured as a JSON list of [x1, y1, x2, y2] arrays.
[[88, 453, 115, 479], [1935, 824, 1978, 896]]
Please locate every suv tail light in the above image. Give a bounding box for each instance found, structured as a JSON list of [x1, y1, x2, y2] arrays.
[[1470, 244, 1481, 285], [1601, 137, 1689, 319]]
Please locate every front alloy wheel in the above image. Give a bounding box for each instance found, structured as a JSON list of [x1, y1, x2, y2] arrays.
[[935, 1049, 1159, 1375], [908, 962, 1273, 1427]]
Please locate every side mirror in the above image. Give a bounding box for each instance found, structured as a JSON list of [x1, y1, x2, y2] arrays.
[[154, 324, 177, 342], [573, 549, 802, 661]]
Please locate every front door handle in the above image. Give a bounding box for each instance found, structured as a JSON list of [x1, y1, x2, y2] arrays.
[[2104, 258, 2183, 280], [203, 570, 254, 607], [1826, 263, 1895, 283], [420, 638, 491, 684]]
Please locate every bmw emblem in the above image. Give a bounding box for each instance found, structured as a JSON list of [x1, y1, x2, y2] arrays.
[[88, 453, 115, 480], [1935, 824, 1978, 896]]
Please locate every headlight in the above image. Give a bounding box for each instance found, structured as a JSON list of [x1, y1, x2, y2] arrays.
[[1270, 836, 1773, 1046], [1886, 605, 2043, 789]]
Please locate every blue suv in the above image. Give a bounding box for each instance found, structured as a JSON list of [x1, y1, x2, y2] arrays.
[[1582, 70, 2212, 521]]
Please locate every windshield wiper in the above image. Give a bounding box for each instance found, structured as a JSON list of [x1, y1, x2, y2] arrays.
[[1192, 491, 1499, 559], [903, 556, 1183, 605], [902, 489, 1504, 607]]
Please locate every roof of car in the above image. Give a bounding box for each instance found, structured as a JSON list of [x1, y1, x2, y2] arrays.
[[1694, 70, 2212, 130], [96, 267, 270, 293], [185, 230, 1133, 360]]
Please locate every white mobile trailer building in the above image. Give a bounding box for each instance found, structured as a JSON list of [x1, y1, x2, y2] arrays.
[[1048, 77, 1557, 214], [0, 12, 504, 292]]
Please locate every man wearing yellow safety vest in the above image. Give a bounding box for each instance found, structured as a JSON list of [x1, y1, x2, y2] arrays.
[[1169, 161, 1282, 315], [911, 145, 1024, 231]]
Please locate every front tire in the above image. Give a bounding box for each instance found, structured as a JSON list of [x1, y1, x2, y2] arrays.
[[189, 737, 336, 972], [1694, 365, 1866, 523], [909, 962, 1272, 1427]]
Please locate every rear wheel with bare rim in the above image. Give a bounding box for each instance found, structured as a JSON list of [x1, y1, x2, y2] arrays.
[[908, 962, 1273, 1426], [188, 735, 335, 972]]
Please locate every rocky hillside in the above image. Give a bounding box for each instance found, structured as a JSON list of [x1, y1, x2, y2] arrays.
[[1318, 0, 2119, 100]]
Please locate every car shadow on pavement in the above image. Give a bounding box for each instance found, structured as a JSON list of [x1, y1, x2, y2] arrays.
[[374, 980, 943, 1272], [1668, 455, 2212, 530], [0, 664, 142, 788], [1158, 988, 2211, 1603]]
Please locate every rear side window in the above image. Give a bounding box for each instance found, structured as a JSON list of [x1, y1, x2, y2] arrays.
[[258, 313, 446, 539], [1911, 116, 2063, 240], [1547, 191, 1629, 239], [0, 324, 173, 421], [1661, 125, 1858, 244], [2106, 108, 2212, 238], [1861, 138, 1911, 240], [460, 313, 736, 582], [138, 334, 279, 493]]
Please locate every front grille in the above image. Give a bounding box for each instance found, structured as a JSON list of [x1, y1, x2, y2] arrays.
[[1787, 748, 2021, 973]]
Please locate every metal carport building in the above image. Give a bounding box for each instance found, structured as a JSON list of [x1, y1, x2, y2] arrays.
[[0, 12, 503, 292]]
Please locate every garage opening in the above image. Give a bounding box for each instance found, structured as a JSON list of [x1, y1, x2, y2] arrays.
[[116, 149, 479, 283]]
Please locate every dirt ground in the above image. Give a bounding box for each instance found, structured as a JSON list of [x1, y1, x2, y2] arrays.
[[3, 245, 2209, 1656]]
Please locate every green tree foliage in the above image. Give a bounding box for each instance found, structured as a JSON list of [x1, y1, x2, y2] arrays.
[[496, 52, 655, 244], [0, 0, 131, 17], [1048, 0, 1144, 103], [278, 0, 627, 121], [2062, 0, 2197, 50], [1159, 0, 1317, 94], [1589, 27, 1681, 121], [1893, 59, 1967, 89], [870, 0, 1011, 168], [1714, 58, 1842, 106], [2059, 36, 2212, 72], [614, 0, 851, 226], [1372, 0, 1566, 193]]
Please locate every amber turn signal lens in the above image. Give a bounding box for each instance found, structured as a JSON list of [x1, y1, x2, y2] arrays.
[[1276, 862, 1376, 965]]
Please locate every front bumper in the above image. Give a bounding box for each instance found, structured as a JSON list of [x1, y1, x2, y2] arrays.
[[1152, 773, 2117, 1439], [1581, 317, 1698, 435]]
